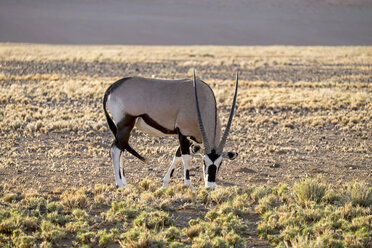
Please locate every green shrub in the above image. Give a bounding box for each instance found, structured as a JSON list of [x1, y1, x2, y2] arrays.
[[119, 227, 165, 248], [71, 209, 88, 220], [47, 211, 68, 225], [12, 230, 36, 248], [347, 181, 372, 207], [133, 210, 173, 230], [251, 186, 272, 203], [21, 216, 38, 232], [169, 241, 184, 248], [210, 187, 236, 204], [257, 180, 372, 247], [255, 194, 278, 214], [46, 202, 63, 213], [107, 201, 139, 221], [294, 178, 326, 205], [76, 231, 95, 244], [191, 234, 213, 248], [61, 189, 88, 210], [2, 193, 19, 203], [40, 220, 66, 243], [205, 209, 219, 222], [0, 209, 22, 234], [224, 231, 244, 247], [184, 225, 201, 239], [196, 189, 210, 204], [164, 226, 181, 241], [97, 229, 117, 247]]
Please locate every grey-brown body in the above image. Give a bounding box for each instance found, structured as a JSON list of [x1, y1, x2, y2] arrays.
[[106, 77, 221, 145]]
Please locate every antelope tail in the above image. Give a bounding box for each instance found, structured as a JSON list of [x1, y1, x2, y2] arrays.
[[103, 89, 146, 162], [103, 90, 117, 137]]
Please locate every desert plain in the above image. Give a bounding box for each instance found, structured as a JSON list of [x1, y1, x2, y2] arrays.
[[0, 44, 371, 247]]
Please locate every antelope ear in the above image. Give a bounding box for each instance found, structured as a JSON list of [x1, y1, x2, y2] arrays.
[[191, 144, 202, 155], [222, 152, 238, 160]]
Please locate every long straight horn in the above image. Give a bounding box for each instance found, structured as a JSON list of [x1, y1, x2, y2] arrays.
[[193, 70, 211, 154], [216, 72, 239, 154]]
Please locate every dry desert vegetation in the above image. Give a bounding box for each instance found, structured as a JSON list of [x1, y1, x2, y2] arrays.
[[0, 44, 371, 247]]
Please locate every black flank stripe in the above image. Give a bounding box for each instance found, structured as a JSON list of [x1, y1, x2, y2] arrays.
[[139, 114, 177, 135]]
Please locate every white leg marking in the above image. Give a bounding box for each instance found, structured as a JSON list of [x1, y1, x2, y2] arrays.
[[119, 152, 129, 188], [162, 155, 182, 188], [203, 165, 206, 184], [182, 155, 194, 189], [205, 181, 216, 189], [110, 145, 124, 188]]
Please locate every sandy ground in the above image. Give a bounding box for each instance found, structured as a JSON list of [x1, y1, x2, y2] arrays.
[[0, 45, 371, 192], [0, 0, 372, 45]]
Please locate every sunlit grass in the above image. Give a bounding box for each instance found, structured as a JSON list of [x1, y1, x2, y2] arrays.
[[1, 43, 371, 66], [257, 179, 372, 247], [0, 179, 370, 247]]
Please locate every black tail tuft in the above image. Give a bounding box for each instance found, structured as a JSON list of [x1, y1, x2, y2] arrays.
[[125, 144, 146, 162]]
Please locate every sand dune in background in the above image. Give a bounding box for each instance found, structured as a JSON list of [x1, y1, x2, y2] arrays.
[[0, 0, 371, 45]]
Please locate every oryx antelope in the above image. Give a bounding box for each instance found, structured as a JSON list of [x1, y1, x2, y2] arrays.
[[103, 71, 238, 189]]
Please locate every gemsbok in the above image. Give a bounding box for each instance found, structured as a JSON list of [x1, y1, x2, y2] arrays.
[[103, 71, 238, 189]]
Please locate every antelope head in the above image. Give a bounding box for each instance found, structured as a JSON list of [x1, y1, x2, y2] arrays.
[[193, 71, 238, 189]]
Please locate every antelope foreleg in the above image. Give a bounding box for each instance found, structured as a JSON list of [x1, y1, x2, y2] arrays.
[[177, 129, 194, 189], [182, 154, 194, 189], [162, 148, 182, 188]]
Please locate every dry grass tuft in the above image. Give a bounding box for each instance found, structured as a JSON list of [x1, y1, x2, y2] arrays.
[[60, 188, 89, 210], [294, 178, 327, 205]]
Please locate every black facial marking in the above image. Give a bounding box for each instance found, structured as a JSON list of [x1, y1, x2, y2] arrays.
[[186, 169, 190, 180], [207, 149, 220, 162], [207, 164, 217, 182], [170, 169, 175, 177]]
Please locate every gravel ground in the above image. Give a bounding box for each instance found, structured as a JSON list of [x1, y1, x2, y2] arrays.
[[1, 59, 370, 83], [1, 56, 371, 192]]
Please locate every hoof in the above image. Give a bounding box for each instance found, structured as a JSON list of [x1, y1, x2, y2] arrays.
[[116, 183, 128, 189], [205, 182, 216, 189]]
